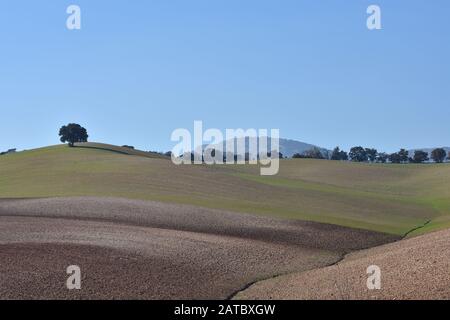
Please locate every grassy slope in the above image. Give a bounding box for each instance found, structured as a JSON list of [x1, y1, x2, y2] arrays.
[[71, 142, 167, 159], [1, 143, 449, 236]]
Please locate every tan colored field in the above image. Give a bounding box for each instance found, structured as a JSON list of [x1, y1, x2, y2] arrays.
[[235, 228, 450, 300]]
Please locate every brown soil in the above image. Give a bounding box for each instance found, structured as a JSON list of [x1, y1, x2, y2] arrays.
[[235, 228, 450, 300], [0, 197, 397, 300]]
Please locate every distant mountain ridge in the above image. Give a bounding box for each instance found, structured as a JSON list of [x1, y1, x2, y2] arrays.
[[278, 138, 330, 158], [197, 137, 329, 158]]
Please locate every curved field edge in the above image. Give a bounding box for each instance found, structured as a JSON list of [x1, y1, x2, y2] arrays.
[[233, 227, 450, 300], [0, 197, 399, 299], [0, 143, 449, 236]]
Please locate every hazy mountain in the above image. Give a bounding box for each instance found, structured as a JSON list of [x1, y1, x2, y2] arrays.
[[278, 138, 330, 158], [197, 137, 329, 158]]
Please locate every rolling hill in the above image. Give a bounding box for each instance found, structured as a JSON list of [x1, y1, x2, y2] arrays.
[[1, 142, 450, 236]]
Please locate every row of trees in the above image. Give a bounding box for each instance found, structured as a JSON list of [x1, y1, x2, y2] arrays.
[[327, 146, 449, 164], [57, 124, 448, 164], [292, 148, 325, 159]]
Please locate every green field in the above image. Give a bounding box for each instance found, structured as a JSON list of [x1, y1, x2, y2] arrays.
[[1, 142, 449, 236]]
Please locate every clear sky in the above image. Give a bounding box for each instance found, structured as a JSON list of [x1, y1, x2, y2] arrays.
[[1, 0, 449, 153]]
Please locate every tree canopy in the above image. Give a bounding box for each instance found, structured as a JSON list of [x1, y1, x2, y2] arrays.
[[410, 150, 429, 163], [349, 146, 367, 162], [331, 147, 348, 161], [431, 148, 446, 163], [59, 123, 88, 147]]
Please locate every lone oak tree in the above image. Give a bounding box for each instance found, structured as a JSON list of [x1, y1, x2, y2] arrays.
[[59, 123, 88, 147]]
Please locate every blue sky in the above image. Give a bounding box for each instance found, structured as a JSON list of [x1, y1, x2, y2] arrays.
[[1, 0, 449, 153]]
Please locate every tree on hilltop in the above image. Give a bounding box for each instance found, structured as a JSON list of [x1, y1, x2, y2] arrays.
[[410, 150, 429, 163], [431, 148, 446, 163], [349, 146, 367, 162], [331, 147, 348, 161], [59, 123, 88, 147], [365, 148, 378, 163], [389, 152, 401, 164], [376, 152, 388, 163], [302, 147, 325, 159], [398, 149, 409, 163]]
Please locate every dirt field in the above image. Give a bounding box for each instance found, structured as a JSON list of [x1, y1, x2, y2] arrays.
[[236, 228, 450, 300], [0, 197, 397, 299]]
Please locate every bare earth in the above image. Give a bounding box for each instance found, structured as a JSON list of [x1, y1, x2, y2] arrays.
[[236, 228, 450, 300], [0, 197, 397, 300]]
